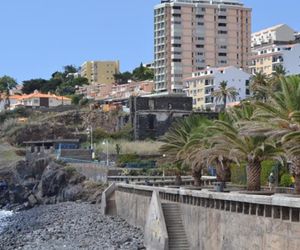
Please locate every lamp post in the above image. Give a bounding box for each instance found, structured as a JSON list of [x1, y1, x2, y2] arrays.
[[102, 139, 109, 167], [86, 126, 94, 160], [162, 154, 166, 177]]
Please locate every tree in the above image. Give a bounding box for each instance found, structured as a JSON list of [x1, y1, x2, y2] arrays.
[[209, 104, 281, 191], [114, 71, 132, 84], [160, 115, 212, 186], [251, 76, 300, 193], [212, 81, 238, 112], [270, 65, 286, 92], [187, 112, 234, 184], [0, 76, 17, 109], [132, 63, 154, 81], [22, 79, 48, 94], [250, 72, 270, 101]]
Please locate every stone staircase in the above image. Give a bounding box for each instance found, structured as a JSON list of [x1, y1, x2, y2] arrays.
[[162, 203, 190, 250]]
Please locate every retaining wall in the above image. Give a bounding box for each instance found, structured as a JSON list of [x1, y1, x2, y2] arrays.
[[114, 184, 300, 250]]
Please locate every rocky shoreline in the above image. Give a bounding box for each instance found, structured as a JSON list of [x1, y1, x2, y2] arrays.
[[0, 202, 144, 250]]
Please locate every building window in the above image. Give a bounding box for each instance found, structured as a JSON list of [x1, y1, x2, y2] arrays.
[[218, 15, 227, 19], [172, 44, 181, 47], [218, 30, 228, 34], [172, 59, 181, 62], [218, 23, 227, 27], [196, 15, 204, 18], [172, 14, 181, 17], [173, 6, 181, 10], [196, 45, 204, 48], [218, 53, 227, 57]]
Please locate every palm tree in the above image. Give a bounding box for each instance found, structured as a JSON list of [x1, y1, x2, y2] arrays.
[[212, 81, 238, 112], [185, 112, 233, 184], [270, 65, 286, 92], [250, 72, 270, 101], [251, 76, 300, 193], [0, 76, 17, 110], [160, 115, 212, 186], [209, 104, 281, 191]]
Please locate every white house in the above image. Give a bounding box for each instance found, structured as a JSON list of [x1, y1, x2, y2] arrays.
[[251, 24, 295, 48], [0, 91, 71, 111], [184, 66, 251, 111]]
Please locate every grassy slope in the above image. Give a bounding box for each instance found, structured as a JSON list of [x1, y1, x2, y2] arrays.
[[0, 140, 22, 169]]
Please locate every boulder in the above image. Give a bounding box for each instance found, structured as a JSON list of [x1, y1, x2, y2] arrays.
[[0, 156, 103, 210]]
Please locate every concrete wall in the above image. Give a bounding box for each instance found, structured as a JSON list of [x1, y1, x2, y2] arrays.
[[144, 191, 168, 250], [180, 203, 300, 250], [101, 183, 116, 215], [113, 184, 300, 250], [115, 190, 151, 228]]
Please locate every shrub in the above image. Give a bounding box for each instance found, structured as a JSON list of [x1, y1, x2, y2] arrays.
[[71, 94, 83, 105], [280, 173, 294, 187], [118, 153, 140, 164], [1, 118, 19, 133], [260, 160, 275, 186], [79, 98, 89, 106], [230, 163, 247, 185], [64, 165, 77, 176], [231, 161, 277, 186], [110, 125, 133, 140], [93, 128, 109, 140]]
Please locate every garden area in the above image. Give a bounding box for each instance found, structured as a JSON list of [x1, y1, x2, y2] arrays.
[[158, 69, 300, 194]]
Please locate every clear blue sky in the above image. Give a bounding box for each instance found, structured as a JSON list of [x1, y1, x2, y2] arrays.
[[0, 0, 299, 83]]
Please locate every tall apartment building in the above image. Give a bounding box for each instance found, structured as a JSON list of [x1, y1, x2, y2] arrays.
[[80, 61, 120, 84], [250, 24, 300, 75], [154, 0, 251, 94]]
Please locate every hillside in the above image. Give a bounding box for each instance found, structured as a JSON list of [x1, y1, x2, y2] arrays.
[[0, 141, 22, 169]]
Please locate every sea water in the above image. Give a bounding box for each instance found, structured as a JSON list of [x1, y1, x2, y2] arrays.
[[0, 210, 13, 233]]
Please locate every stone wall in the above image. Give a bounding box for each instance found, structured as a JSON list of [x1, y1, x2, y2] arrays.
[[130, 95, 193, 140], [113, 184, 300, 250]]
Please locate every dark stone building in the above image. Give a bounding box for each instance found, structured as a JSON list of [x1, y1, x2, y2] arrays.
[[130, 95, 193, 140]]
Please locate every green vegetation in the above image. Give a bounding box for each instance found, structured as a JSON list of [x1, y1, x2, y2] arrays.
[[118, 153, 140, 164], [160, 70, 300, 193], [21, 65, 88, 96], [0, 140, 22, 169], [0, 75, 18, 110], [93, 124, 133, 141], [64, 165, 77, 176], [280, 173, 294, 187], [212, 80, 238, 111], [114, 63, 154, 84]]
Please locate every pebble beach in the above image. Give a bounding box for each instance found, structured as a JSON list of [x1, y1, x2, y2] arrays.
[[0, 202, 144, 250]]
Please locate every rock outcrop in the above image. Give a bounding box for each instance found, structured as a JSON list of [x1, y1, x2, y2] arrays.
[[0, 157, 104, 211]]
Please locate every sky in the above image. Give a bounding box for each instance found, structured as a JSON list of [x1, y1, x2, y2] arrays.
[[0, 0, 299, 83]]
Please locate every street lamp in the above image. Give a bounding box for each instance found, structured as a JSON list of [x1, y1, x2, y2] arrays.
[[102, 139, 109, 167], [86, 126, 95, 160], [162, 154, 166, 177]]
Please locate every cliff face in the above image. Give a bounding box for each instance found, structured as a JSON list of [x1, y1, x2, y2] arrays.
[[2, 109, 128, 146], [0, 156, 104, 211]]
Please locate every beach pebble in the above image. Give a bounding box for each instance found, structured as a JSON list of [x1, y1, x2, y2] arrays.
[[0, 202, 144, 250]]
